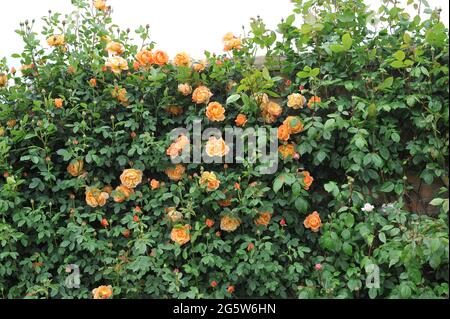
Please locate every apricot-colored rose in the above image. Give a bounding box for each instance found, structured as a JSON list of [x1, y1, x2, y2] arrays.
[[89, 78, 97, 87], [105, 56, 128, 74], [103, 185, 113, 195], [307, 96, 321, 108], [94, 0, 107, 11], [235, 114, 247, 127], [301, 171, 314, 190], [277, 124, 290, 141], [86, 188, 109, 208], [111, 87, 128, 106], [113, 185, 133, 203], [255, 212, 272, 227], [254, 92, 269, 105], [7, 119, 16, 128], [192, 86, 213, 104], [266, 101, 282, 117], [220, 215, 241, 232], [153, 50, 169, 66], [170, 224, 191, 245], [173, 52, 191, 67], [120, 169, 143, 189], [166, 207, 183, 223], [67, 159, 84, 177], [278, 144, 296, 160], [0, 73, 7, 87], [165, 164, 186, 181], [223, 33, 242, 51], [283, 116, 304, 134], [92, 285, 113, 299], [105, 41, 124, 56], [167, 135, 190, 159], [177, 83, 192, 96], [135, 49, 153, 68], [205, 136, 229, 157], [54, 98, 63, 108], [165, 105, 184, 116], [199, 171, 220, 191], [206, 102, 225, 121], [303, 211, 322, 232], [223, 32, 235, 42], [193, 60, 207, 72], [150, 179, 160, 190], [287, 93, 306, 109], [47, 35, 65, 47]]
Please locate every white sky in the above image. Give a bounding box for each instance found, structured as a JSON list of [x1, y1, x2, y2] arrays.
[[0, 0, 448, 66]]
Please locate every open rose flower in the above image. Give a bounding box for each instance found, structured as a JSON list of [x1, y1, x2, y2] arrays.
[[287, 93, 306, 109], [301, 171, 314, 190], [94, 0, 108, 11], [206, 102, 225, 121], [92, 285, 113, 299], [192, 86, 213, 104], [86, 188, 109, 208], [220, 215, 241, 232], [255, 212, 272, 227], [223, 32, 242, 51], [173, 52, 191, 67], [199, 171, 220, 191], [67, 159, 84, 177], [278, 144, 296, 160], [166, 207, 183, 223], [165, 105, 183, 116], [111, 87, 128, 106], [283, 116, 304, 134], [235, 114, 247, 127], [170, 224, 191, 245], [113, 185, 133, 203], [120, 169, 143, 189], [105, 56, 128, 74], [304, 211, 322, 232], [0, 73, 7, 87], [307, 96, 321, 108], [165, 164, 186, 181], [205, 136, 229, 157], [150, 179, 160, 190], [47, 35, 65, 47], [105, 41, 125, 56], [193, 60, 207, 72], [178, 83, 192, 96], [277, 124, 290, 141], [135, 49, 153, 68], [153, 50, 169, 66]]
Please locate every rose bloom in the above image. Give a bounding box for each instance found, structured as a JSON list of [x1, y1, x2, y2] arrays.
[[67, 159, 84, 177], [173, 52, 191, 67], [113, 185, 133, 203], [362, 203, 375, 212], [307, 96, 321, 108], [152, 50, 169, 66], [89, 78, 97, 87], [199, 171, 220, 191], [255, 212, 272, 227], [94, 0, 107, 11], [278, 144, 296, 160], [266, 101, 283, 117], [112, 87, 128, 106], [105, 56, 128, 74], [165, 164, 186, 181], [205, 218, 215, 228], [170, 225, 191, 245], [277, 124, 290, 141], [0, 73, 7, 87], [301, 171, 314, 190], [211, 281, 218, 288], [150, 179, 160, 190], [101, 218, 108, 228], [54, 98, 63, 108], [166, 207, 183, 223], [135, 49, 153, 68], [92, 285, 113, 299], [254, 92, 269, 105], [85, 188, 109, 208], [47, 35, 65, 47], [177, 83, 192, 96], [283, 116, 304, 134], [205, 136, 229, 157], [105, 41, 125, 56], [193, 60, 207, 72], [120, 169, 143, 189], [287, 93, 306, 109], [103, 185, 113, 195], [304, 211, 322, 232], [235, 114, 247, 127], [7, 119, 16, 128], [192, 86, 213, 104], [223, 33, 242, 51], [205, 102, 225, 121], [227, 285, 235, 294], [220, 215, 241, 232]]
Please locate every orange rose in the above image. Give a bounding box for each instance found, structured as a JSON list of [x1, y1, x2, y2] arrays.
[[278, 144, 296, 160], [47, 35, 65, 47], [255, 212, 272, 227], [111, 87, 129, 106], [206, 102, 225, 121], [165, 164, 186, 181], [301, 171, 314, 190], [193, 60, 207, 72], [277, 124, 290, 141], [113, 185, 133, 203], [307, 96, 321, 108], [283, 116, 304, 134], [150, 179, 160, 190], [223, 33, 242, 51], [167, 135, 190, 159], [173, 52, 191, 67], [0, 73, 8, 87], [170, 224, 191, 245], [235, 114, 247, 127], [92, 285, 113, 299], [254, 93, 269, 105], [220, 215, 241, 232], [266, 101, 282, 117], [166, 207, 183, 223], [192, 86, 213, 104], [120, 169, 143, 189], [177, 83, 192, 96], [105, 56, 128, 74], [105, 41, 124, 56], [303, 211, 322, 232], [86, 188, 109, 208], [54, 98, 63, 108], [7, 119, 16, 128], [103, 185, 113, 195], [205, 218, 215, 228], [94, 0, 108, 11], [199, 171, 220, 191], [153, 50, 169, 66], [67, 159, 84, 177], [165, 105, 184, 116], [205, 136, 229, 157], [287, 93, 306, 109], [135, 49, 153, 68], [89, 78, 97, 87]]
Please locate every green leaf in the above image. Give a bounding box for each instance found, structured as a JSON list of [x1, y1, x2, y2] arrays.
[[342, 33, 353, 50], [377, 76, 394, 91], [380, 182, 394, 193], [226, 94, 240, 105], [393, 50, 405, 61]]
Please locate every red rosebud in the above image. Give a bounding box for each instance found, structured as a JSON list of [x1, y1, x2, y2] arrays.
[[133, 215, 139, 222], [134, 206, 141, 213], [101, 218, 109, 228], [299, 85, 304, 91], [247, 243, 254, 251], [211, 280, 218, 288], [280, 218, 286, 226], [285, 79, 291, 86], [206, 219, 215, 228], [315, 263, 322, 270], [227, 285, 235, 293], [122, 229, 131, 238]]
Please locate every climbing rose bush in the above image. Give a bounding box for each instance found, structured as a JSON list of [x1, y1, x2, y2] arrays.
[[0, 0, 448, 299]]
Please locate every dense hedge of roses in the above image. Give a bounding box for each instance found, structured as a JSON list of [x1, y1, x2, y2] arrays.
[[0, 0, 448, 299]]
